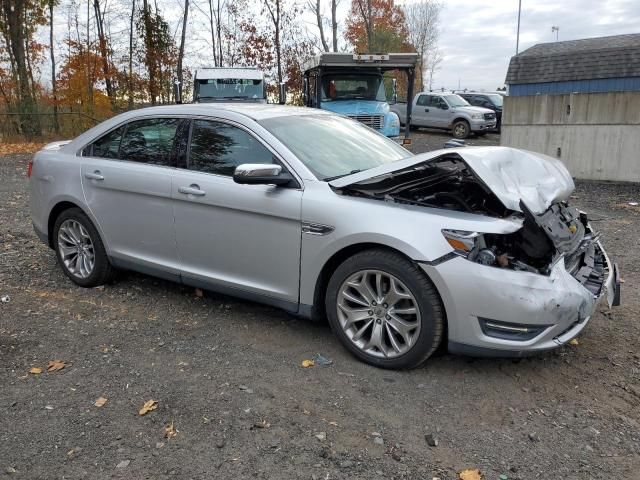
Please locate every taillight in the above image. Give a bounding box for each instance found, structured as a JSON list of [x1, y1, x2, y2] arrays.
[[27, 160, 33, 178]]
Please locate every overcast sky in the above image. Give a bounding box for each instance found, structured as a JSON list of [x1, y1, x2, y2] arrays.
[[428, 0, 640, 91]]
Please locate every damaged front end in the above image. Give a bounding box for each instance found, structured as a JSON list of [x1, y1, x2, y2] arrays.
[[330, 148, 620, 308]]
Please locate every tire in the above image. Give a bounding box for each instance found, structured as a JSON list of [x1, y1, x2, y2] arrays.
[[53, 207, 116, 287], [325, 249, 445, 369], [452, 120, 470, 139]]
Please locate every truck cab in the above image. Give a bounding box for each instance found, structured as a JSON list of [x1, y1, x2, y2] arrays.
[[193, 68, 267, 103], [302, 53, 418, 138]]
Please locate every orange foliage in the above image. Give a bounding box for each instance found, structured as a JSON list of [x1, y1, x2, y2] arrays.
[[56, 40, 113, 120], [345, 0, 411, 53]]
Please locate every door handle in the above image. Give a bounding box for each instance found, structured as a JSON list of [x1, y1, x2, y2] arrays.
[[85, 170, 104, 181], [178, 184, 206, 196]]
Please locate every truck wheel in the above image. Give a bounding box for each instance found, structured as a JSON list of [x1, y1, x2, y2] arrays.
[[452, 120, 470, 139]]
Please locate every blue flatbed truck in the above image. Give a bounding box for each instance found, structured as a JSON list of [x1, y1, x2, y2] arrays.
[[301, 53, 418, 141]]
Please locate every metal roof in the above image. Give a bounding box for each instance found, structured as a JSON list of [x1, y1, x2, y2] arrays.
[[194, 68, 264, 81], [505, 33, 640, 85], [302, 52, 418, 72]]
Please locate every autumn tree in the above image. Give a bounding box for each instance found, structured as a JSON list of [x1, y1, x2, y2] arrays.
[[345, 0, 410, 54], [57, 39, 111, 120]]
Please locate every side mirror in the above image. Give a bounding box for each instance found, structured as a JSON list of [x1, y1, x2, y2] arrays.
[[441, 104, 449, 110], [279, 83, 287, 105], [233, 164, 293, 186], [173, 79, 182, 104]]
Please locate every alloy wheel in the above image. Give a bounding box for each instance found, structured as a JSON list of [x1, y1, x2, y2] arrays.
[[336, 269, 421, 358], [57, 219, 95, 279]]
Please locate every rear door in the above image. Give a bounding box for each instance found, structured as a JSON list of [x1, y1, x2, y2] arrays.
[[172, 118, 303, 305], [412, 94, 431, 126], [80, 117, 183, 276]]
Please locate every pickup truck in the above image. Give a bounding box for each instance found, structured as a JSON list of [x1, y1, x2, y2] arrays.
[[390, 92, 496, 139]]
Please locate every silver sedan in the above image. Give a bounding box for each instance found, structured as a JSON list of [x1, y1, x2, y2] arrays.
[[29, 104, 620, 369]]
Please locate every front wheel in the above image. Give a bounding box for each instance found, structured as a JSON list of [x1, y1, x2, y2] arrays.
[[452, 120, 470, 139], [325, 249, 445, 369]]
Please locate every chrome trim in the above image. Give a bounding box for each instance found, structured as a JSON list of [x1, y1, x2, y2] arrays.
[[301, 221, 334, 236]]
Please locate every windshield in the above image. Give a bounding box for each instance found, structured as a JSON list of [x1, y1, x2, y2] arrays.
[[195, 79, 264, 100], [260, 115, 411, 180], [486, 94, 503, 107], [443, 95, 470, 108], [321, 74, 386, 102]]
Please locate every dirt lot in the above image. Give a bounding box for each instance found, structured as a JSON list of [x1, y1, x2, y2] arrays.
[[1, 131, 639, 479]]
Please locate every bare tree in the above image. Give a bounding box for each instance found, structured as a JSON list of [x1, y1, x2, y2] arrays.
[[49, 0, 59, 133], [128, 0, 135, 108], [214, 0, 224, 66], [263, 0, 283, 102], [177, 0, 189, 89], [308, 0, 329, 52], [354, 0, 372, 52], [426, 46, 442, 90], [93, 0, 115, 107], [331, 0, 338, 52], [403, 0, 442, 91], [206, 0, 218, 65]]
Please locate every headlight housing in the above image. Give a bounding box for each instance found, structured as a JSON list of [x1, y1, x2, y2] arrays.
[[470, 113, 483, 120], [442, 229, 503, 268], [441, 229, 543, 273]]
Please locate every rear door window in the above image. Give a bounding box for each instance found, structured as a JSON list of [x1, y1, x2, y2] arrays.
[[187, 119, 274, 177], [119, 118, 180, 166]]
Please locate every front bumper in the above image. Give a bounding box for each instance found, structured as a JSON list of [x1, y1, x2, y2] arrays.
[[421, 241, 620, 357], [469, 119, 496, 132]]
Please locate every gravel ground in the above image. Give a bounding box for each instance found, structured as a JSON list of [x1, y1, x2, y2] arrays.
[[1, 131, 639, 479]]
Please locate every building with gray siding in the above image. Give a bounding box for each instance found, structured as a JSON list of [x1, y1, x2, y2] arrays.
[[501, 33, 640, 182]]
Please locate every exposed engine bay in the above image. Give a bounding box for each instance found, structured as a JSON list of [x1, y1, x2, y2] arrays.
[[333, 154, 608, 294]]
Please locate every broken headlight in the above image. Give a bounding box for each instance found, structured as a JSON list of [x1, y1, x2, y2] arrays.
[[441, 229, 537, 272], [441, 229, 497, 265]]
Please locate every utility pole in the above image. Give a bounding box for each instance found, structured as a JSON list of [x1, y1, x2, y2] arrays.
[[516, 0, 522, 54], [552, 25, 559, 41]]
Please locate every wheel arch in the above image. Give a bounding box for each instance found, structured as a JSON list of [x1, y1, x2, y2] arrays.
[[47, 201, 83, 248], [309, 242, 447, 333], [452, 117, 470, 126]]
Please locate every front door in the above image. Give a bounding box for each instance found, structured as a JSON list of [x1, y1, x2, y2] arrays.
[[172, 118, 303, 305], [80, 117, 182, 275], [428, 96, 454, 128]]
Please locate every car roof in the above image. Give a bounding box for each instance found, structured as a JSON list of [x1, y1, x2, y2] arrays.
[[416, 91, 457, 96], [118, 103, 333, 122], [459, 92, 501, 95]]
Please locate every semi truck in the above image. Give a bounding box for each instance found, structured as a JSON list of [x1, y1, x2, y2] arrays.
[[192, 67, 268, 103], [301, 53, 418, 139]]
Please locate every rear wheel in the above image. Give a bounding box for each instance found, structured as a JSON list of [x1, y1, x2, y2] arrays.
[[452, 120, 470, 139], [53, 208, 115, 287], [325, 249, 444, 369]]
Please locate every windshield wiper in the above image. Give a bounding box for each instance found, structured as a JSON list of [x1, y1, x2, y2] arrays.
[[324, 169, 362, 182]]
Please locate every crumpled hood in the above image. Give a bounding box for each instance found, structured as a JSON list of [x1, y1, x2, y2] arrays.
[[329, 146, 575, 215]]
